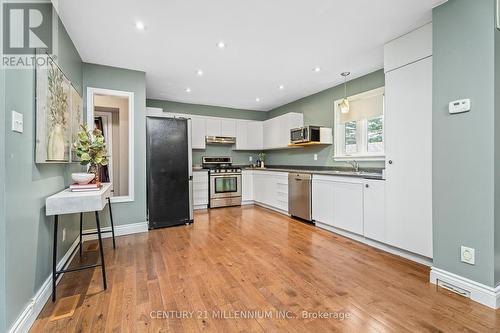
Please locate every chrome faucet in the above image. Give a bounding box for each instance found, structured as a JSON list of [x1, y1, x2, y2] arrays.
[[347, 160, 359, 172]]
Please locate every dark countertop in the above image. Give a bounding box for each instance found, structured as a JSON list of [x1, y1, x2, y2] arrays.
[[240, 165, 385, 180]]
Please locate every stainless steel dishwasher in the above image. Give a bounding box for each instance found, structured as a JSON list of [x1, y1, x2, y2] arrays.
[[288, 173, 312, 221]]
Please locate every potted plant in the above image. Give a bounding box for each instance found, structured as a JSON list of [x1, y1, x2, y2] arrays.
[[73, 124, 109, 182]]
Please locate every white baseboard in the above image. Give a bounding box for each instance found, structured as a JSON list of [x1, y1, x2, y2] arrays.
[[430, 267, 500, 309], [82, 221, 148, 241], [9, 221, 148, 333], [315, 222, 433, 267], [8, 237, 80, 333], [253, 201, 290, 216], [193, 205, 208, 210]]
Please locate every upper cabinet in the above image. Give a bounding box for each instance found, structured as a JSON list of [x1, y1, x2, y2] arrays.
[[146, 107, 303, 152], [206, 118, 236, 137], [235, 120, 263, 150], [191, 116, 206, 149], [384, 23, 432, 73], [205, 118, 222, 136], [220, 119, 236, 137], [263, 112, 303, 149]]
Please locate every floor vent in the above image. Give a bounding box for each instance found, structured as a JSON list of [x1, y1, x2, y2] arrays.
[[437, 279, 471, 298]]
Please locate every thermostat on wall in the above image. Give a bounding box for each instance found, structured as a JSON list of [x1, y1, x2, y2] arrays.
[[449, 99, 471, 114]]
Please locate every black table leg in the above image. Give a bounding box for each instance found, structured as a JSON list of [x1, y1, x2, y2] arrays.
[[79, 212, 83, 257], [52, 215, 58, 302], [95, 211, 107, 290], [107, 197, 116, 249]]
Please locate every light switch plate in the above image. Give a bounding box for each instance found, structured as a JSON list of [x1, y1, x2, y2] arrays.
[[314, 154, 318, 161], [11, 111, 23, 133], [461, 246, 475, 265]]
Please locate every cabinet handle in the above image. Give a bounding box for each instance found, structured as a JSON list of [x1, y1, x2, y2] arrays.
[[365, 184, 369, 188], [388, 160, 393, 165]]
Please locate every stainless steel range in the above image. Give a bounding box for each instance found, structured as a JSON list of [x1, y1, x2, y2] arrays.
[[202, 157, 242, 208]]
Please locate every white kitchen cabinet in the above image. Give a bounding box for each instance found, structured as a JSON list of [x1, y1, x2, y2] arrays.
[[384, 56, 433, 258], [363, 180, 385, 243], [332, 181, 364, 235], [252, 171, 288, 212], [220, 119, 236, 137], [384, 23, 432, 73], [241, 170, 254, 203], [384, 26, 433, 258], [205, 118, 221, 136], [263, 113, 303, 149], [312, 178, 335, 226], [191, 116, 206, 149], [236, 120, 263, 150], [193, 171, 209, 209], [312, 175, 363, 236]]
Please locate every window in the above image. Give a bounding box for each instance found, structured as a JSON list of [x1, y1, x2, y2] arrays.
[[334, 87, 385, 160]]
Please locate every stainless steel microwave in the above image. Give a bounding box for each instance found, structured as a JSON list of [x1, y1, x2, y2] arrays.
[[290, 126, 321, 144]]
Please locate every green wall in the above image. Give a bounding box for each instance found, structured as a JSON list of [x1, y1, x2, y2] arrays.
[[83, 64, 147, 228], [495, 1, 500, 286], [146, 99, 263, 167], [264, 70, 385, 168], [433, 0, 497, 287], [0, 5, 6, 330], [147, 99, 267, 121], [3, 14, 84, 328]]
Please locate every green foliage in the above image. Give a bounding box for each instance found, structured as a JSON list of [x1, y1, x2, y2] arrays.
[[367, 116, 383, 143], [72, 124, 109, 167], [258, 152, 266, 161]]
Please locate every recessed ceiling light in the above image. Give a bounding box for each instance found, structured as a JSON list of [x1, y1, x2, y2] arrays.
[[313, 67, 321, 72], [196, 69, 204, 76], [256, 97, 261, 102], [185, 87, 191, 93], [279, 84, 285, 90], [135, 21, 145, 30], [216, 41, 226, 49]]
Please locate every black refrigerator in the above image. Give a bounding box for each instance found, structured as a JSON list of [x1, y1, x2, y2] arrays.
[[146, 116, 193, 228]]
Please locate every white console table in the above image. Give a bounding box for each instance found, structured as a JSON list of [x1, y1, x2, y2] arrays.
[[46, 183, 116, 301]]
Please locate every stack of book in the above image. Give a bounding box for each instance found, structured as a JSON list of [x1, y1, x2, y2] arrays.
[[69, 182, 102, 192]]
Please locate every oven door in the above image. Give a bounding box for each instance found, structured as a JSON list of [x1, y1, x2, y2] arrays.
[[210, 174, 242, 199], [290, 128, 308, 143]]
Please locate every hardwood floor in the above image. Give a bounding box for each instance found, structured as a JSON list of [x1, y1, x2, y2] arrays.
[[31, 205, 500, 332]]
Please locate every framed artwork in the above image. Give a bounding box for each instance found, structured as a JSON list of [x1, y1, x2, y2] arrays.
[[69, 85, 83, 162], [36, 53, 82, 163]]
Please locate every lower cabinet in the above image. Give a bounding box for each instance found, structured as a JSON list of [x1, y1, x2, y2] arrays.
[[251, 171, 288, 212], [363, 179, 385, 243], [193, 171, 209, 209], [242, 170, 254, 203], [312, 175, 363, 235]]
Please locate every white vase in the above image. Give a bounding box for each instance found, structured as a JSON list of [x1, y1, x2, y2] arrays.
[[260, 161, 265, 168], [47, 124, 65, 161]]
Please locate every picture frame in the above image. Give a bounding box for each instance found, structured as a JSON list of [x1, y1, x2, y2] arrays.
[[35, 52, 82, 163]]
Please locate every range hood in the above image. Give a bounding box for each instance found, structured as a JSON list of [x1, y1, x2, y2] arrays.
[[205, 136, 236, 144]]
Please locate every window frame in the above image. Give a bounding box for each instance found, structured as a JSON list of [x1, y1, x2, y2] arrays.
[[334, 87, 385, 161]]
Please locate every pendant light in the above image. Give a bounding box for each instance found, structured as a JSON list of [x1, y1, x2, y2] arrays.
[[339, 72, 351, 114]]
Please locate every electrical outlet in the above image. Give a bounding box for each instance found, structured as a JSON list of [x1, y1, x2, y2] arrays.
[[249, 156, 253, 162], [461, 246, 475, 265], [314, 154, 318, 161], [62, 228, 66, 242]]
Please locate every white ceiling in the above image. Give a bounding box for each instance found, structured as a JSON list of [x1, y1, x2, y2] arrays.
[[55, 0, 443, 111]]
